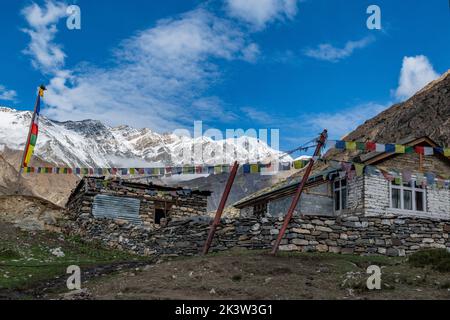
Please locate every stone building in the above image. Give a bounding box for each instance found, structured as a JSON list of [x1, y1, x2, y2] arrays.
[[235, 136, 450, 221], [66, 177, 211, 228]]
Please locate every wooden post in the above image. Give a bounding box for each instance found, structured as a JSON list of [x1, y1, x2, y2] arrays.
[[270, 130, 328, 255], [202, 161, 240, 255]]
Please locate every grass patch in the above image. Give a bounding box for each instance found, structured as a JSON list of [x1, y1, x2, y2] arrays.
[[0, 230, 146, 291], [0, 248, 21, 260], [408, 249, 450, 273]]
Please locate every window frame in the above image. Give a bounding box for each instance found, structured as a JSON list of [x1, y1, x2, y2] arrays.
[[333, 178, 348, 213], [389, 180, 427, 213]]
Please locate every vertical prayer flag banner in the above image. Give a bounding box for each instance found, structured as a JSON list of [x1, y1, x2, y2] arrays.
[[22, 87, 45, 168]]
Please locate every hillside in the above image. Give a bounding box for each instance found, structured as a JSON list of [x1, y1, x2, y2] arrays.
[[345, 70, 450, 145], [0, 148, 79, 206]]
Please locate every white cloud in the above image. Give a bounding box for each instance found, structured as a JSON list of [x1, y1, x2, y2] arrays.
[[226, 0, 299, 29], [304, 36, 374, 62], [241, 106, 274, 124], [21, 0, 67, 72], [302, 103, 388, 139], [21, 3, 259, 131], [0, 85, 18, 102], [394, 55, 439, 100]]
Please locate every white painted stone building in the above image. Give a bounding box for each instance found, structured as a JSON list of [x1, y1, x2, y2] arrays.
[[234, 137, 450, 221]]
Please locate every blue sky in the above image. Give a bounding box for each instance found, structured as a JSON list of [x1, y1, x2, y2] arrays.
[[0, 0, 449, 152]]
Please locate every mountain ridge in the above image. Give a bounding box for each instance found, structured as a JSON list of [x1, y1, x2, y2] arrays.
[[344, 70, 450, 146], [0, 107, 290, 168]]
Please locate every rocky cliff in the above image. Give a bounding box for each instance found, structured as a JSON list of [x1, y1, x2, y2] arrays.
[[345, 70, 450, 145]]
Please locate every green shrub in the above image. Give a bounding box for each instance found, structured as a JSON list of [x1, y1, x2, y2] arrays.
[[408, 249, 450, 273]]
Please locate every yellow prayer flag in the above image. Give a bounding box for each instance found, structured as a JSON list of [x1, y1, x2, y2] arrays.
[[293, 160, 304, 170], [354, 163, 365, 177], [444, 148, 450, 157], [250, 164, 259, 174], [25, 145, 35, 165], [395, 145, 405, 153], [345, 141, 357, 151]]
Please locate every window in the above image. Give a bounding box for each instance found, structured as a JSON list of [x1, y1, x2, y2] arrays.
[[333, 179, 347, 212], [390, 180, 426, 212]]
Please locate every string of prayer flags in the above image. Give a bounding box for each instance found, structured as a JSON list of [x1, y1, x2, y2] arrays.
[[318, 158, 450, 190], [330, 139, 450, 157]]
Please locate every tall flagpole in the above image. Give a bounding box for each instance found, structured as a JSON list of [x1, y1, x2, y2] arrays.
[[16, 85, 46, 193]]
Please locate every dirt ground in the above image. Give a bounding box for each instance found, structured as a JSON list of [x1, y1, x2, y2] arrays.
[[85, 249, 450, 300], [0, 210, 449, 300]]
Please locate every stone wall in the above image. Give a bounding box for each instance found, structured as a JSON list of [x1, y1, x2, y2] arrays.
[[364, 175, 390, 216], [65, 211, 450, 258], [346, 176, 364, 214], [67, 178, 209, 228]]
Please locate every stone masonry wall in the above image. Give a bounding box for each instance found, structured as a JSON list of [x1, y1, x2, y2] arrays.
[[364, 175, 390, 216], [65, 211, 450, 258], [67, 178, 209, 229]]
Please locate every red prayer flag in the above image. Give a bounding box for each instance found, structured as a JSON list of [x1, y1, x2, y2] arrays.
[[415, 146, 425, 155], [366, 142, 376, 151]]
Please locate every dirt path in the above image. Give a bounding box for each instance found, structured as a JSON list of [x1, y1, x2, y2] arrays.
[[85, 249, 450, 300]]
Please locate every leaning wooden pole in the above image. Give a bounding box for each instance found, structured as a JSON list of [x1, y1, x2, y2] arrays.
[[270, 129, 328, 255], [202, 161, 240, 255]]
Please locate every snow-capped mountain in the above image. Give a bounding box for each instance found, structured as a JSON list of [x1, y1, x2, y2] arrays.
[[0, 107, 290, 168]]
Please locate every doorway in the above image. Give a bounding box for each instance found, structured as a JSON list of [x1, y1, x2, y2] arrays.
[[155, 208, 166, 225]]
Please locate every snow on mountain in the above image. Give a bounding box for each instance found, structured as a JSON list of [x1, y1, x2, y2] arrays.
[[0, 107, 291, 168]]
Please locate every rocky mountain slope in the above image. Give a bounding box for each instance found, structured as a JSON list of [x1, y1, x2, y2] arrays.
[[0, 148, 79, 206], [0, 107, 289, 168], [344, 70, 450, 145]]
